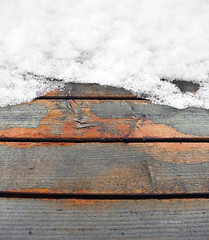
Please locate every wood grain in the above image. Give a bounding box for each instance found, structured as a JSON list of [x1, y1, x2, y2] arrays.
[[0, 99, 208, 139], [0, 198, 208, 239], [1, 142, 208, 194], [0, 81, 206, 238]]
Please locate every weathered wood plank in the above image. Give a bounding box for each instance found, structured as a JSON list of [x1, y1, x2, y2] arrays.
[[0, 198, 208, 239], [44, 82, 135, 98], [1, 142, 209, 194], [44, 81, 199, 98], [0, 99, 208, 139]]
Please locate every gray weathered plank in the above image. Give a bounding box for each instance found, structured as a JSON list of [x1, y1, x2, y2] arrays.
[[0, 99, 208, 139], [44, 82, 135, 98], [44, 81, 199, 98], [0, 198, 208, 239], [1, 142, 209, 194]]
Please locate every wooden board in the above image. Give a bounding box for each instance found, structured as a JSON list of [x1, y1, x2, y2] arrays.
[[0, 198, 208, 239], [44, 82, 135, 98], [0, 99, 208, 139], [0, 82, 207, 238], [1, 142, 208, 194], [43, 81, 200, 98]]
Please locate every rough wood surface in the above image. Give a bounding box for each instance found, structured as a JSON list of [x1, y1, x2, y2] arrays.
[[44, 82, 135, 98], [44, 81, 199, 98], [0, 198, 208, 239], [0, 82, 207, 237], [1, 142, 208, 194], [0, 99, 208, 139]]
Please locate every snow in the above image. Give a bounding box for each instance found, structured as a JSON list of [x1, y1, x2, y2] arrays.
[[0, 0, 209, 109]]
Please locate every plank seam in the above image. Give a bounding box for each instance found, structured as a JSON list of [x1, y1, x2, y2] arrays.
[[0, 138, 208, 143], [0, 192, 208, 200], [38, 96, 146, 100]]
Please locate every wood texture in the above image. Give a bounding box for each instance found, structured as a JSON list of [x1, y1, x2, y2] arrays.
[[44, 82, 135, 98], [44, 81, 199, 98], [0, 82, 207, 238], [0, 99, 208, 139], [1, 142, 209, 194], [0, 198, 208, 239]]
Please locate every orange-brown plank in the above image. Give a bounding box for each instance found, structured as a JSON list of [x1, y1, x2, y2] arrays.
[[0, 99, 208, 139], [0, 100, 209, 140], [1, 142, 209, 194], [0, 198, 208, 239]]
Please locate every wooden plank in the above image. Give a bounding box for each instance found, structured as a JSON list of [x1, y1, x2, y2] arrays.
[[0, 99, 208, 139], [1, 142, 209, 194], [0, 198, 208, 239], [44, 81, 199, 98], [44, 82, 135, 98]]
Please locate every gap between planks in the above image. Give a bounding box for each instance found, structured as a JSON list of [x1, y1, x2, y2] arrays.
[[0, 192, 208, 200], [38, 96, 143, 100], [0, 138, 209, 143]]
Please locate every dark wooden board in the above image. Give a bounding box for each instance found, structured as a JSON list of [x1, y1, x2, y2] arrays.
[[44, 82, 135, 98], [1, 142, 208, 194], [0, 99, 208, 139], [0, 198, 208, 239], [44, 81, 199, 98]]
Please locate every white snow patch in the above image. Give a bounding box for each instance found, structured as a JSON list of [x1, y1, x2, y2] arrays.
[[0, 0, 209, 108]]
